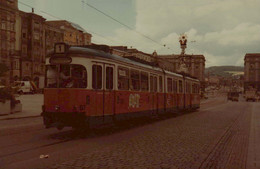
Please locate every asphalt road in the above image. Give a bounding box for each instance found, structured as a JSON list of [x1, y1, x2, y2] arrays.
[[0, 96, 259, 169]]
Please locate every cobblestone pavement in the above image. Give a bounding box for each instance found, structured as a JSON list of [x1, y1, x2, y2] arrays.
[[247, 103, 260, 169], [50, 102, 253, 169]]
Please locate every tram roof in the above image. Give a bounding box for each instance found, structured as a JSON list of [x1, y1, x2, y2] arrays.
[[48, 46, 199, 80]]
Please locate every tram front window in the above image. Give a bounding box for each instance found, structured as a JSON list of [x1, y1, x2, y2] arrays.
[[46, 64, 87, 88]]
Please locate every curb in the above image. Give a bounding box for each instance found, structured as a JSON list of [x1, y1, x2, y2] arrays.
[[0, 115, 41, 120]]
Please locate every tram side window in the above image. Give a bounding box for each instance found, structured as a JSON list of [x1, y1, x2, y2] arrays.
[[130, 69, 140, 91], [194, 84, 200, 94], [173, 80, 177, 93], [192, 83, 198, 94], [70, 65, 87, 88], [154, 76, 158, 92], [118, 67, 129, 90], [186, 82, 190, 94], [106, 67, 113, 90], [159, 76, 163, 92], [167, 78, 172, 93], [141, 72, 148, 91], [179, 80, 183, 93], [150, 75, 154, 92], [92, 65, 102, 89]]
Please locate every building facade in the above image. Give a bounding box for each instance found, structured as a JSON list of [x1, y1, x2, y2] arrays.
[[244, 53, 260, 91], [45, 22, 64, 53], [1, 3, 92, 86], [157, 54, 206, 83], [0, 0, 18, 84], [111, 46, 157, 66], [45, 20, 91, 46], [18, 11, 46, 87]]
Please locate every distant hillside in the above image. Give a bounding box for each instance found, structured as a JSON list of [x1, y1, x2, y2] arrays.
[[205, 66, 244, 77]]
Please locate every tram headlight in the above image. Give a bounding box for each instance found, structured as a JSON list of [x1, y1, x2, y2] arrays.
[[55, 105, 60, 111]]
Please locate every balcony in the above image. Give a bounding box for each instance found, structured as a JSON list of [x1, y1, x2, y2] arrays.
[[10, 50, 21, 57]]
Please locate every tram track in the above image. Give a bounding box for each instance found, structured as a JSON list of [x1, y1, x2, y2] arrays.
[[0, 138, 73, 159], [0, 114, 185, 161], [0, 98, 228, 166], [198, 103, 251, 169]]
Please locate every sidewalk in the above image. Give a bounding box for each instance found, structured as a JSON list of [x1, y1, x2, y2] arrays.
[[0, 94, 43, 120], [247, 103, 260, 169]]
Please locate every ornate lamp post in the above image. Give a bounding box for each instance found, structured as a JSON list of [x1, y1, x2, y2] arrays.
[[179, 33, 187, 56], [177, 33, 188, 73]]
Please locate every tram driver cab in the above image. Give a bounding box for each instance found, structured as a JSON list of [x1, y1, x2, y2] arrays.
[[46, 64, 87, 88], [45, 43, 86, 89]]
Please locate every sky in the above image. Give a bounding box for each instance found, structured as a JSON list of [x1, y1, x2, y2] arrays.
[[19, 0, 260, 67]]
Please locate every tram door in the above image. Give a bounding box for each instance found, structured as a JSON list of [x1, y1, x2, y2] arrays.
[[104, 64, 115, 123], [92, 63, 104, 119], [92, 63, 115, 124], [150, 75, 158, 115]]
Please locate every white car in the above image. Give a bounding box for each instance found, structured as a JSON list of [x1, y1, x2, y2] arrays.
[[14, 81, 35, 94]]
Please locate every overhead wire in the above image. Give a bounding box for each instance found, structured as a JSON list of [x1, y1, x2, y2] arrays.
[[18, 1, 34, 9], [81, 0, 174, 52], [18, 1, 123, 45], [18, 0, 173, 52]]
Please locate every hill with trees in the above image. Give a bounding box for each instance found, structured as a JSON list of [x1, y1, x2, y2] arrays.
[[205, 66, 244, 77]]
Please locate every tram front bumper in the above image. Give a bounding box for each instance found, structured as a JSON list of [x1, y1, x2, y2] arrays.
[[41, 111, 87, 129]]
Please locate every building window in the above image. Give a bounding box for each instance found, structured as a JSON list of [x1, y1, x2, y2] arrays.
[[23, 33, 26, 38], [22, 46, 27, 54], [34, 33, 39, 40], [1, 21, 6, 30], [13, 61, 19, 70], [26, 63, 30, 70]]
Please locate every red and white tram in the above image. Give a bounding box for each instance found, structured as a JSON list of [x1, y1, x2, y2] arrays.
[[42, 43, 200, 130]]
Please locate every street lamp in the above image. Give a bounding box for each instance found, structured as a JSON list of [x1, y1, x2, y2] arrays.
[[179, 33, 187, 55], [177, 33, 188, 74]]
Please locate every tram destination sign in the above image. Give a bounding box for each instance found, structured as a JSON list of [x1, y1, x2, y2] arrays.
[[54, 43, 69, 54], [49, 56, 72, 64]]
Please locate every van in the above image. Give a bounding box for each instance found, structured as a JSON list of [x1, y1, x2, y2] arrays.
[[14, 81, 36, 94]]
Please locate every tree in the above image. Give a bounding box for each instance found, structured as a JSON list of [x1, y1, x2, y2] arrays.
[[0, 63, 9, 77]]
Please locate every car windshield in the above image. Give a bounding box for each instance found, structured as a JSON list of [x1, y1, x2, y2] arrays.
[[46, 64, 87, 88]]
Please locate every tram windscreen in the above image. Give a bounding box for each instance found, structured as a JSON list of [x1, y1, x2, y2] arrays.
[[46, 64, 87, 88]]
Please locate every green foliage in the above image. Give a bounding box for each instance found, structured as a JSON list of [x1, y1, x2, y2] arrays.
[[0, 63, 9, 77]]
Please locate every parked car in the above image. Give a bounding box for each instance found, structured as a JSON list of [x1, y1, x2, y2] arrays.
[[13, 81, 36, 94], [227, 92, 239, 102], [245, 90, 256, 102]]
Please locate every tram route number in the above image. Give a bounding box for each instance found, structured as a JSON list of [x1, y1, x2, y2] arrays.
[[129, 94, 140, 108]]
